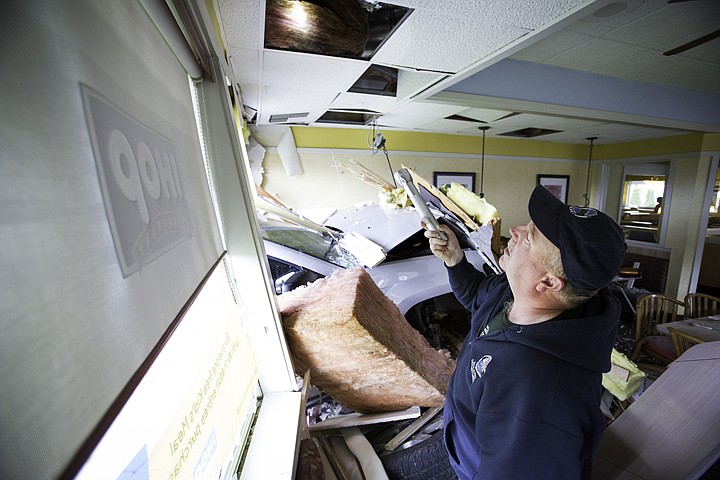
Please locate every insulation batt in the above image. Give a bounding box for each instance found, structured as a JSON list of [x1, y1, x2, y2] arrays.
[[279, 267, 456, 413]]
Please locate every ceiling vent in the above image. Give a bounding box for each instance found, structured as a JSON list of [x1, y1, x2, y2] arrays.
[[269, 112, 310, 123], [499, 127, 562, 138]]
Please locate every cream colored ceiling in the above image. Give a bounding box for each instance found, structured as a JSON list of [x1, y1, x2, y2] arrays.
[[217, 0, 720, 145]]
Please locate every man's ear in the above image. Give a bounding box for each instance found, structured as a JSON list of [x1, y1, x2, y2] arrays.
[[537, 275, 565, 293]]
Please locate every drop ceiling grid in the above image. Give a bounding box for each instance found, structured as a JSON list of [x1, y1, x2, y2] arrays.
[[567, 0, 666, 37], [608, 6, 718, 50], [510, 29, 594, 63], [543, 37, 647, 72], [673, 40, 720, 64], [370, 8, 529, 73], [596, 49, 715, 90], [638, 54, 718, 87], [593, 49, 679, 82], [611, 4, 720, 50]]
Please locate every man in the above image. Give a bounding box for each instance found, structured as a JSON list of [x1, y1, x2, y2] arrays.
[[425, 185, 626, 479]]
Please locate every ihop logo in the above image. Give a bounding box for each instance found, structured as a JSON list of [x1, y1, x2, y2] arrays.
[[83, 86, 193, 276]]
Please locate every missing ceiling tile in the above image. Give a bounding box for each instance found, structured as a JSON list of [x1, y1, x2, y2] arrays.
[[317, 110, 376, 125], [264, 0, 412, 60], [445, 114, 488, 124], [499, 127, 562, 138], [349, 65, 398, 96]]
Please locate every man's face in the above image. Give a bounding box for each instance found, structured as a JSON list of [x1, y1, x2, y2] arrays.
[[499, 221, 558, 292]]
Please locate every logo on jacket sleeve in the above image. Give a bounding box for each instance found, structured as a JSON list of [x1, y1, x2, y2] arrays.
[[470, 355, 492, 383]]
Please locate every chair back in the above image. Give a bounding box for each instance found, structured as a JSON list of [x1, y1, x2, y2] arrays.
[[668, 327, 704, 357], [683, 293, 720, 319], [634, 294, 683, 342]]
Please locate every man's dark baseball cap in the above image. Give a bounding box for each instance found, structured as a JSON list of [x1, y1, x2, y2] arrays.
[[528, 185, 626, 296]]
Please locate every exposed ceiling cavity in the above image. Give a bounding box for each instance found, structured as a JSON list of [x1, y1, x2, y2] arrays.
[[218, 0, 720, 145], [264, 0, 412, 60]]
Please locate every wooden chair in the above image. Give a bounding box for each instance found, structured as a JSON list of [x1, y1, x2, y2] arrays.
[[667, 327, 704, 357], [630, 294, 684, 368], [683, 293, 720, 319]]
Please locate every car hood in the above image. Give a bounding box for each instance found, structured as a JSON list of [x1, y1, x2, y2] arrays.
[[325, 203, 429, 253]]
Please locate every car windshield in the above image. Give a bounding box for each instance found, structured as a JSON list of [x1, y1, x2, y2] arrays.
[[260, 220, 359, 269]]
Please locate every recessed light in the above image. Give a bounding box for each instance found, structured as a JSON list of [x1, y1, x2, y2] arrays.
[[582, 0, 644, 23]]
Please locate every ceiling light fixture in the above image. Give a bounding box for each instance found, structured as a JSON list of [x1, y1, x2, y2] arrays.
[[478, 126, 490, 198], [582, 0, 643, 23], [583, 136, 597, 207], [368, 119, 395, 188]]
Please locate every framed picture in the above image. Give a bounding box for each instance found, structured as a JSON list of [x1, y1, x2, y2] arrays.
[[537, 175, 569, 203], [433, 172, 477, 192]]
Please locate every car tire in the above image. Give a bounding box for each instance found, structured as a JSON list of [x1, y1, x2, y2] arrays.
[[380, 430, 457, 480]]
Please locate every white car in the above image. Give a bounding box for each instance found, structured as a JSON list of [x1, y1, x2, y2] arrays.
[[259, 203, 491, 351]]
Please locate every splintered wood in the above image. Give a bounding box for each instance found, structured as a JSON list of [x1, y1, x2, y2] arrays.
[[279, 267, 455, 413]]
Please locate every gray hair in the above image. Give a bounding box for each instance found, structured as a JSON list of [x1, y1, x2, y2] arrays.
[[542, 248, 595, 308]]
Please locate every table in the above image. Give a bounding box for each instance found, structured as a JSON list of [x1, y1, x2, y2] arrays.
[[656, 315, 720, 343], [593, 342, 720, 479]]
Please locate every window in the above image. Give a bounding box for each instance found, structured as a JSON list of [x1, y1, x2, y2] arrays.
[[619, 164, 669, 244]]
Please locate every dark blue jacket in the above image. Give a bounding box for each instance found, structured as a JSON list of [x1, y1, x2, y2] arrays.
[[443, 258, 619, 480]]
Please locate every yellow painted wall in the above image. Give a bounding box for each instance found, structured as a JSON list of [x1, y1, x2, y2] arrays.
[[257, 126, 720, 299], [263, 149, 590, 232], [291, 126, 584, 159]]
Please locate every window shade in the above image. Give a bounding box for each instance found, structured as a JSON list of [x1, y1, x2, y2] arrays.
[[0, 1, 223, 478]]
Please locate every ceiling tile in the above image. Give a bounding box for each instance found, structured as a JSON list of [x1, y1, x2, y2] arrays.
[[229, 49, 261, 86], [259, 86, 339, 124], [262, 50, 368, 91], [375, 113, 434, 129], [609, 2, 720, 50], [217, 0, 263, 47], [422, 0, 587, 29], [544, 38, 647, 72], [683, 72, 720, 96], [416, 118, 485, 133], [458, 107, 515, 123], [568, 0, 665, 37], [389, 101, 467, 118], [537, 117, 607, 131], [371, 9, 528, 73], [511, 29, 593, 63], [330, 92, 399, 113], [221, 0, 719, 141], [397, 69, 446, 101]]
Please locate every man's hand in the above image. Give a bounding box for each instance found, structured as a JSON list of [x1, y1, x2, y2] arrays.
[[425, 224, 464, 267]]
